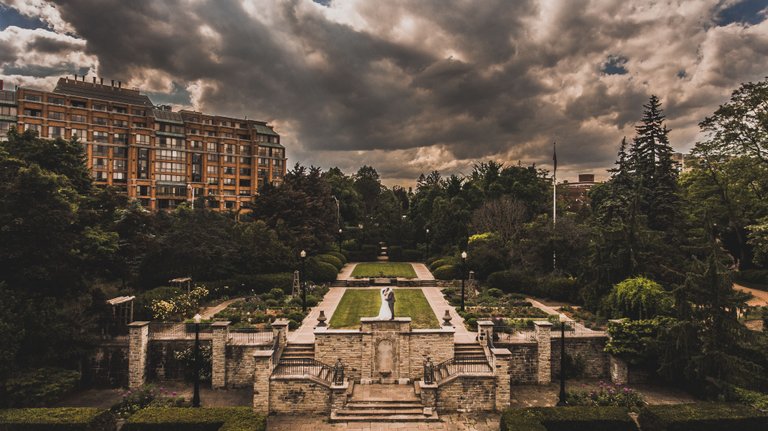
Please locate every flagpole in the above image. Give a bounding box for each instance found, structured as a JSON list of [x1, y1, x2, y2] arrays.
[[553, 141, 557, 272]]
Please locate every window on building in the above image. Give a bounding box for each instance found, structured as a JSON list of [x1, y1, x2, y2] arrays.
[[48, 97, 65, 105], [134, 121, 147, 128], [47, 126, 63, 138], [207, 142, 217, 152], [48, 111, 65, 120], [71, 129, 87, 140], [0, 106, 16, 116], [113, 159, 127, 170], [70, 114, 86, 123], [114, 133, 128, 144], [92, 103, 107, 111], [93, 117, 109, 126], [223, 167, 235, 175], [93, 171, 108, 181], [223, 178, 236, 186], [207, 166, 219, 174], [71, 100, 87, 108], [92, 158, 107, 168], [207, 177, 219, 185], [207, 153, 218, 162], [93, 131, 109, 143], [23, 109, 42, 117], [240, 157, 251, 164], [158, 137, 184, 148], [132, 109, 146, 116], [136, 134, 150, 145], [239, 179, 251, 187], [113, 106, 127, 114], [155, 162, 185, 173], [112, 172, 126, 182], [157, 149, 185, 160], [137, 185, 150, 196], [225, 155, 235, 163], [113, 119, 128, 127], [225, 201, 235, 209], [113, 147, 128, 158], [93, 145, 108, 156], [24, 94, 42, 102], [240, 167, 251, 176]]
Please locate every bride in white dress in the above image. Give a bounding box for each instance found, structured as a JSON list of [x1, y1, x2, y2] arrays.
[[377, 287, 392, 320]]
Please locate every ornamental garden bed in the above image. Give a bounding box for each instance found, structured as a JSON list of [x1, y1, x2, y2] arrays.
[[349, 262, 418, 279]]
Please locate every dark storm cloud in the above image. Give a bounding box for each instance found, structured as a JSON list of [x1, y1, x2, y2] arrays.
[[11, 0, 763, 183], [27, 34, 80, 53]]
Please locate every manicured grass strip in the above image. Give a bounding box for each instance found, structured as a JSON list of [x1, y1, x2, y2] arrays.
[[394, 289, 440, 329], [328, 290, 380, 329], [0, 407, 116, 430], [123, 407, 266, 431], [329, 289, 439, 329], [350, 262, 417, 278]]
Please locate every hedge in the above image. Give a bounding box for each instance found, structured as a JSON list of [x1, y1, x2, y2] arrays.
[[0, 408, 116, 431], [402, 249, 422, 262], [1, 368, 81, 408], [306, 259, 338, 283], [429, 257, 458, 272], [387, 245, 403, 262], [346, 244, 378, 262], [433, 264, 463, 280], [315, 254, 343, 271], [500, 406, 636, 431], [486, 271, 580, 302], [638, 403, 768, 431], [325, 251, 347, 265], [487, 270, 535, 294], [123, 407, 265, 431]]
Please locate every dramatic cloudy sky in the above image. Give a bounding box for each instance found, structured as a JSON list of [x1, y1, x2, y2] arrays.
[[1, 0, 767, 185]]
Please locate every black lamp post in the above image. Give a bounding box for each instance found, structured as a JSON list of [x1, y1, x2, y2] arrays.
[[192, 313, 202, 407], [557, 313, 567, 406], [300, 250, 307, 313], [425, 228, 430, 260], [460, 251, 467, 312], [338, 228, 343, 252]]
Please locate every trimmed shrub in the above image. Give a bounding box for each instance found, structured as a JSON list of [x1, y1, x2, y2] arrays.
[[402, 249, 422, 262], [306, 259, 338, 283], [501, 406, 636, 431], [487, 270, 535, 294], [315, 254, 343, 271], [0, 408, 116, 431], [638, 403, 768, 431], [538, 275, 581, 302], [326, 251, 347, 265], [387, 245, 403, 262], [123, 407, 266, 431], [2, 368, 80, 408], [607, 277, 672, 320], [347, 245, 378, 262], [433, 264, 461, 280], [428, 257, 458, 272]]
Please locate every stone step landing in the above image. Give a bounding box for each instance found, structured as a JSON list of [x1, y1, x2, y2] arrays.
[[331, 383, 439, 422], [279, 343, 315, 361], [331, 399, 439, 422]]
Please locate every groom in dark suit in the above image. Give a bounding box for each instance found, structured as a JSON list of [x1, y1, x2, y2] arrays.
[[386, 288, 395, 320]]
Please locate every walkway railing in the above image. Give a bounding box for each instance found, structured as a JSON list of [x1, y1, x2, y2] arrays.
[[272, 358, 334, 384], [435, 357, 493, 382], [228, 328, 273, 345], [149, 322, 213, 340]]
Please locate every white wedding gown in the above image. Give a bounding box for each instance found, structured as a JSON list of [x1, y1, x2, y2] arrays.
[[377, 288, 392, 320]]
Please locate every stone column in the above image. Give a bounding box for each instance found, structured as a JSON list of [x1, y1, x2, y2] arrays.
[[533, 321, 552, 385], [128, 321, 150, 389], [491, 348, 511, 410], [608, 319, 628, 384], [330, 380, 350, 411], [271, 318, 290, 351], [477, 320, 494, 346], [211, 321, 230, 389], [252, 351, 272, 414], [418, 381, 438, 409]]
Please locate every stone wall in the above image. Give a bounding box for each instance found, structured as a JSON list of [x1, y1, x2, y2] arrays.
[[507, 343, 538, 385], [226, 345, 263, 388], [315, 330, 364, 380], [550, 336, 609, 379], [269, 377, 331, 414], [148, 340, 212, 382], [408, 330, 454, 377], [436, 375, 495, 412]]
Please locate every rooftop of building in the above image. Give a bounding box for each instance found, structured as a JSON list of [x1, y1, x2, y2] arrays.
[[52, 77, 153, 106]]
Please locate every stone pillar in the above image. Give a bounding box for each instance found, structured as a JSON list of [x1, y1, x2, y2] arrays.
[[608, 319, 628, 384], [491, 348, 511, 410], [272, 318, 290, 351], [128, 321, 150, 389], [477, 320, 494, 346], [419, 381, 438, 408], [533, 321, 552, 385], [330, 380, 350, 411], [252, 351, 272, 414], [211, 321, 230, 389]]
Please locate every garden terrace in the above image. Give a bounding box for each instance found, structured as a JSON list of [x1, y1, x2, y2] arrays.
[[328, 288, 439, 329], [350, 262, 418, 279]]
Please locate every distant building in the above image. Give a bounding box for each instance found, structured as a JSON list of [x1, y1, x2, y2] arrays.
[[560, 173, 601, 211], [1, 76, 287, 211]]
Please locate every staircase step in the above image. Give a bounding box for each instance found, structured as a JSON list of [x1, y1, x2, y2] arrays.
[[345, 402, 422, 409], [330, 412, 440, 422], [338, 407, 425, 415]]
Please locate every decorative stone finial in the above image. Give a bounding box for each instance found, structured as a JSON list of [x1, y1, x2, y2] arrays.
[[317, 310, 327, 327], [442, 310, 453, 326]]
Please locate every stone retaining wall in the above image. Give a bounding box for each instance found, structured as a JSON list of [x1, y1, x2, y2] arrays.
[[507, 343, 538, 385], [269, 377, 331, 414], [436, 375, 495, 412], [550, 336, 610, 379]]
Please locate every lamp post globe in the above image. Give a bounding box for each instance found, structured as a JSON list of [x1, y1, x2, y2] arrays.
[[192, 313, 202, 407]]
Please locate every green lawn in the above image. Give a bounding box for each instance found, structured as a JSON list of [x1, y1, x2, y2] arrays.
[[350, 262, 418, 278], [329, 288, 439, 329]]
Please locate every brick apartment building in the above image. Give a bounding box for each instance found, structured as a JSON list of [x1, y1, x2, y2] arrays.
[[0, 76, 287, 211]]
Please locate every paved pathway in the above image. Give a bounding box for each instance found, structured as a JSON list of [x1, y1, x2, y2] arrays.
[[289, 287, 346, 343], [268, 414, 499, 431], [336, 263, 359, 281], [411, 262, 435, 281], [199, 297, 244, 319], [421, 286, 475, 343], [734, 283, 768, 307]]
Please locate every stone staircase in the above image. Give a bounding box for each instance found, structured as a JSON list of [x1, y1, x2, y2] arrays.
[[454, 342, 487, 363], [331, 384, 439, 422], [279, 342, 315, 361]]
